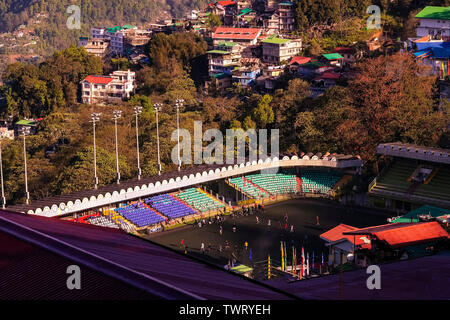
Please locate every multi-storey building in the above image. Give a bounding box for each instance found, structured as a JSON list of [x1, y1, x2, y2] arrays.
[[79, 37, 110, 58], [262, 12, 280, 35], [90, 25, 139, 56], [416, 6, 450, 38], [91, 27, 106, 39], [232, 59, 261, 86], [261, 36, 302, 64], [212, 27, 262, 46], [207, 41, 243, 76], [278, 2, 295, 32], [80, 70, 136, 104]]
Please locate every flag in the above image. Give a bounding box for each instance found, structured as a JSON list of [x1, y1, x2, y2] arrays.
[[301, 246, 305, 279], [249, 248, 252, 261], [292, 246, 295, 275], [312, 251, 315, 271], [284, 242, 287, 271], [294, 248, 297, 275], [306, 252, 310, 276]]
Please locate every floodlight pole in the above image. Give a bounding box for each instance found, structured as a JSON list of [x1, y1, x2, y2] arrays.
[[175, 99, 184, 171], [154, 103, 162, 175], [134, 106, 143, 180], [0, 140, 5, 209], [91, 113, 101, 189], [21, 127, 30, 205], [113, 110, 122, 185]]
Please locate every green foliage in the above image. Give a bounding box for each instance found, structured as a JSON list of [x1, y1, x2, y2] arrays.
[[296, 0, 371, 31], [147, 32, 207, 72], [252, 94, 274, 128], [129, 94, 153, 114], [54, 146, 131, 194], [292, 53, 448, 161], [206, 14, 222, 28], [0, 0, 208, 54], [1, 46, 102, 117], [111, 58, 131, 71]]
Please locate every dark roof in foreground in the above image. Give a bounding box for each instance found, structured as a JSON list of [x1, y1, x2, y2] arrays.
[[0, 210, 293, 300], [264, 252, 450, 300], [0, 231, 160, 300]]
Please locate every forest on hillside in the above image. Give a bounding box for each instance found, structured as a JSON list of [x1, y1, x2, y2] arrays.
[[0, 0, 208, 54]]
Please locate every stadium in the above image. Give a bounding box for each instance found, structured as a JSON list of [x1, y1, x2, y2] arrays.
[[369, 142, 450, 211], [1, 144, 449, 300]]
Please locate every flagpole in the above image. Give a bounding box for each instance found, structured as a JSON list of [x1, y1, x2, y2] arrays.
[[294, 248, 297, 276]]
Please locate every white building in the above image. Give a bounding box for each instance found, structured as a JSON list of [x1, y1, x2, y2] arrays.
[[79, 37, 110, 58], [90, 25, 138, 56], [416, 6, 450, 38], [80, 70, 136, 104], [261, 36, 302, 64]]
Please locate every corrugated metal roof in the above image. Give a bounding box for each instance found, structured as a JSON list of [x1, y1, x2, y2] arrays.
[[343, 222, 450, 249], [263, 252, 450, 299], [0, 210, 294, 300], [0, 231, 160, 300], [415, 6, 450, 20], [392, 205, 450, 223]]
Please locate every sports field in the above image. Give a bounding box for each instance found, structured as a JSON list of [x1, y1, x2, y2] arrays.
[[147, 198, 388, 272]]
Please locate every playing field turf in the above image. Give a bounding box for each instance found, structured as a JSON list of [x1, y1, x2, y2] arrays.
[[147, 198, 389, 271]]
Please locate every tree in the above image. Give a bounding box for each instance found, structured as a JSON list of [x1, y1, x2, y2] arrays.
[[206, 14, 222, 28], [54, 146, 132, 194], [252, 94, 274, 128]]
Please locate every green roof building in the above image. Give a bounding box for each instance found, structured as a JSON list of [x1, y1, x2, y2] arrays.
[[392, 205, 450, 223], [415, 6, 450, 38], [322, 53, 344, 60], [262, 36, 302, 64]]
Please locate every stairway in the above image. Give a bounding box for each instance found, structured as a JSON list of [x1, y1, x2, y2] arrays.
[[296, 177, 302, 193], [406, 181, 419, 195], [243, 177, 271, 197]]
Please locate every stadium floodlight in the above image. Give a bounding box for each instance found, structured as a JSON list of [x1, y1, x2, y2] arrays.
[[113, 110, 123, 185], [90, 113, 101, 189], [175, 99, 184, 171], [154, 103, 163, 176], [134, 106, 143, 180], [20, 126, 31, 205], [0, 139, 5, 209]]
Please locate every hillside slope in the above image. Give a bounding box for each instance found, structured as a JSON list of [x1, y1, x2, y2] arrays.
[[0, 0, 206, 55]]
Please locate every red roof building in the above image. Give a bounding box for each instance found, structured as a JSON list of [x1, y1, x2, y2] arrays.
[[289, 56, 311, 65], [343, 222, 450, 249], [217, 0, 236, 6], [81, 70, 135, 104], [313, 71, 340, 81], [212, 27, 262, 46], [320, 224, 372, 267], [320, 221, 449, 267], [84, 75, 114, 85], [320, 223, 371, 249]]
